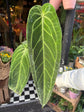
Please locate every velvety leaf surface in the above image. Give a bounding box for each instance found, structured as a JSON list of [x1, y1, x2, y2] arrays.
[[27, 3, 62, 106], [8, 41, 30, 95]]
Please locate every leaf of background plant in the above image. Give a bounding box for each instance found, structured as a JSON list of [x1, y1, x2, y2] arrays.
[[27, 3, 62, 106], [8, 41, 30, 95]]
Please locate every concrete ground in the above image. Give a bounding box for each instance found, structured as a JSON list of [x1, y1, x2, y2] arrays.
[[0, 100, 55, 112]]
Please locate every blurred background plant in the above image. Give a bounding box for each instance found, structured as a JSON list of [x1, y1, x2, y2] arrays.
[[68, 4, 84, 62], [75, 94, 84, 112], [49, 93, 61, 104], [69, 88, 79, 94], [14, 30, 26, 49], [49, 93, 73, 111], [69, 45, 84, 61], [58, 98, 73, 111], [69, 23, 84, 62]]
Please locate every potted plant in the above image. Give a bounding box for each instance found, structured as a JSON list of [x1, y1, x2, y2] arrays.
[[8, 3, 62, 107], [0, 47, 13, 104], [0, 49, 13, 80], [69, 88, 79, 99], [0, 51, 11, 63]]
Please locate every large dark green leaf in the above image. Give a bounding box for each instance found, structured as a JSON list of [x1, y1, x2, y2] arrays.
[[8, 41, 30, 95], [27, 3, 62, 106]]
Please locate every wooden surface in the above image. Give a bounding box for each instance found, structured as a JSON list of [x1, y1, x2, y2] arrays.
[[48, 102, 62, 112], [48, 85, 82, 112], [53, 86, 82, 106]]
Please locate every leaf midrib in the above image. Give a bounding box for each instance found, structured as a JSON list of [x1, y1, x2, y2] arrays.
[[14, 48, 27, 93], [42, 12, 45, 104]]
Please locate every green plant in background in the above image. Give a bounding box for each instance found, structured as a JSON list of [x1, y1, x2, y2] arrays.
[[58, 98, 73, 111], [69, 19, 84, 62], [69, 45, 84, 61], [57, 5, 66, 34], [49, 92, 61, 104], [49, 93, 73, 111], [0, 51, 11, 63], [78, 46, 84, 55], [75, 94, 84, 112], [69, 88, 79, 94], [14, 31, 26, 49], [71, 28, 84, 46], [58, 98, 66, 111], [59, 6, 66, 25], [8, 3, 62, 107]]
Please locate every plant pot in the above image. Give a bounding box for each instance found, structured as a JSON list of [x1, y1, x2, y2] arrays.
[[0, 48, 13, 80], [49, 0, 62, 10], [62, 0, 76, 10], [69, 91, 79, 99], [0, 58, 10, 80]]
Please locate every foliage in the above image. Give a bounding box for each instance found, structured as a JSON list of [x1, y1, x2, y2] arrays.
[[69, 88, 79, 94], [49, 93, 73, 111], [78, 46, 84, 55], [0, 51, 11, 63], [69, 18, 84, 61], [14, 30, 26, 49], [69, 45, 84, 61], [59, 6, 66, 26], [27, 3, 62, 106], [49, 92, 61, 104], [71, 28, 84, 46], [58, 98, 73, 111], [9, 3, 62, 107], [9, 41, 30, 95], [75, 94, 84, 112], [57, 6, 66, 34], [69, 29, 84, 61]]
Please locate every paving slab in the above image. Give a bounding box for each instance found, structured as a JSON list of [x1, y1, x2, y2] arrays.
[[0, 100, 55, 112]]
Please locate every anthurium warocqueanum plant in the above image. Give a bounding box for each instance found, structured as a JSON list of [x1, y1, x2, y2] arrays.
[[8, 3, 62, 107]]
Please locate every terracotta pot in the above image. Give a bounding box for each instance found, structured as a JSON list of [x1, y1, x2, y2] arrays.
[[49, 0, 62, 10], [69, 91, 79, 99], [62, 0, 76, 10]]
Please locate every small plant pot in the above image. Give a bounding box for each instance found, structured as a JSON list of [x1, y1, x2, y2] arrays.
[[0, 58, 10, 80], [58, 87, 67, 94], [62, 0, 76, 10], [69, 91, 79, 99], [49, 0, 62, 10]]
